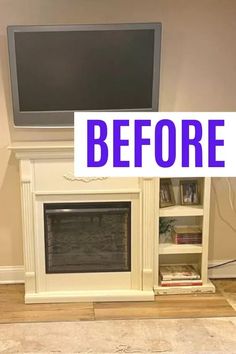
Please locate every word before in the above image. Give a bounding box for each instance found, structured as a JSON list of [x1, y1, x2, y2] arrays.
[[87, 119, 224, 168], [74, 112, 236, 177]]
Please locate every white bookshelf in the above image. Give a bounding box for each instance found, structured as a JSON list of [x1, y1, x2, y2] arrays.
[[154, 177, 215, 295]]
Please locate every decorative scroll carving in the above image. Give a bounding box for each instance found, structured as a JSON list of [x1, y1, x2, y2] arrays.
[[63, 172, 108, 183]]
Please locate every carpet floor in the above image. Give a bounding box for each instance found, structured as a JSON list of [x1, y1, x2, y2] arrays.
[[0, 317, 236, 353]]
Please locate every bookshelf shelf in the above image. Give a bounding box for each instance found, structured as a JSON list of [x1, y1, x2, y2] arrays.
[[154, 177, 215, 295], [159, 205, 204, 217], [154, 281, 215, 295], [159, 243, 202, 255]]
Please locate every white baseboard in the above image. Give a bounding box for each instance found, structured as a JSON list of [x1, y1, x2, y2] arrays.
[[0, 261, 235, 284], [0, 266, 24, 284], [208, 260, 236, 279]]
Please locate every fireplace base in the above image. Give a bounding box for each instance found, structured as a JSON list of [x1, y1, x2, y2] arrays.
[[25, 290, 154, 303]]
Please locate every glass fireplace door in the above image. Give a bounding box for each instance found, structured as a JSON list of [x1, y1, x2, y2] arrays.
[[44, 202, 131, 274]]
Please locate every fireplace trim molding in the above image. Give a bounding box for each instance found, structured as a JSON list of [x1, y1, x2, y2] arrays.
[[10, 141, 155, 303]]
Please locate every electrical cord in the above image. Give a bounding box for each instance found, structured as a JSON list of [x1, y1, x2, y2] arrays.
[[208, 259, 236, 269]]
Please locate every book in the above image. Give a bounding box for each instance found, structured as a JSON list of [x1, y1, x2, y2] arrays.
[[172, 225, 202, 245], [160, 279, 202, 287], [172, 237, 202, 244], [173, 226, 202, 234], [160, 264, 201, 281]]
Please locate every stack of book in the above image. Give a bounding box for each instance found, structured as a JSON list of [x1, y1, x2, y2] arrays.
[[172, 226, 202, 244], [160, 264, 202, 287]]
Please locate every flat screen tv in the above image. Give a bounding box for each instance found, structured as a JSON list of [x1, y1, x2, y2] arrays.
[[7, 23, 162, 127]]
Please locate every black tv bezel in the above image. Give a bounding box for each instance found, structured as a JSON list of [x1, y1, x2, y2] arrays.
[[7, 23, 162, 128]]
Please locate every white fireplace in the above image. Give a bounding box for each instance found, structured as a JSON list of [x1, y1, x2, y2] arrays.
[[11, 141, 155, 303]]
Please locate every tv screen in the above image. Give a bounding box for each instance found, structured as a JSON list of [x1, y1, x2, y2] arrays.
[[7, 23, 161, 127]]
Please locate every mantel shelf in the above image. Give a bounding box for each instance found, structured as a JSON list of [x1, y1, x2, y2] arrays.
[[9, 141, 74, 150], [9, 141, 74, 159]]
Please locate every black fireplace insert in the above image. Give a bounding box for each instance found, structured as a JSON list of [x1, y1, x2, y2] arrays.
[[44, 201, 131, 273]]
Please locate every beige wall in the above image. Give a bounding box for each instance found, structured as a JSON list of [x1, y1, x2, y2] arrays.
[[0, 0, 236, 265]]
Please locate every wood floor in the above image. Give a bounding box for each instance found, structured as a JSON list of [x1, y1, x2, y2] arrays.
[[0, 282, 235, 323]]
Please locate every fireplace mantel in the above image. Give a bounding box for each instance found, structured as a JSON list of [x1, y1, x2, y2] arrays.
[[10, 141, 74, 159], [10, 141, 155, 303]]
